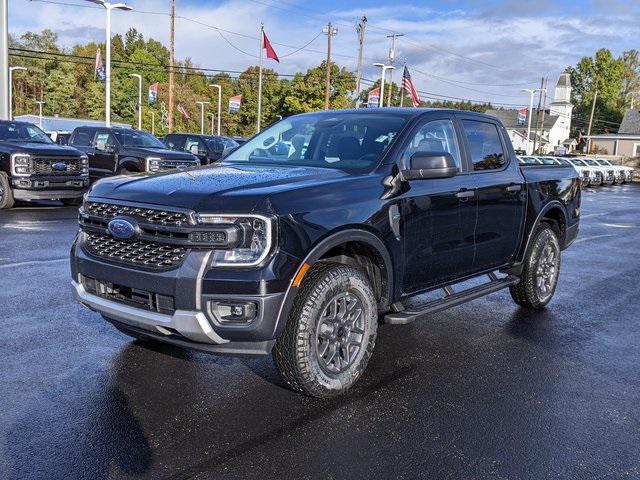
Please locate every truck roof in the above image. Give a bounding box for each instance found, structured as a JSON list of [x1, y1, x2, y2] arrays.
[[292, 108, 497, 121]]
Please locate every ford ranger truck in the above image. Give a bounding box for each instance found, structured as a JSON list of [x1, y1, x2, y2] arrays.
[[70, 109, 580, 398], [0, 120, 89, 208]]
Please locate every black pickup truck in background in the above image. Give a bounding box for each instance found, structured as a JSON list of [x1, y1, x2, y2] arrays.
[[68, 127, 200, 180], [70, 108, 580, 397], [163, 133, 239, 165], [0, 120, 89, 209]]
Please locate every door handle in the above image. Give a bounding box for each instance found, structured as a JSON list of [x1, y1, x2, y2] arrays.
[[455, 190, 475, 199], [506, 184, 522, 192]]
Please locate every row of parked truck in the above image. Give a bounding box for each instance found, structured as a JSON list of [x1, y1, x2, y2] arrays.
[[518, 155, 635, 187], [0, 120, 243, 209]]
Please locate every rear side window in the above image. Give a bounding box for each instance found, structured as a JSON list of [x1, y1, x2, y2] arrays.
[[71, 129, 94, 147], [461, 120, 506, 171]]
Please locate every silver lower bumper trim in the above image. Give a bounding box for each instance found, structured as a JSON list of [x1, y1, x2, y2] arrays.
[[72, 280, 228, 345]]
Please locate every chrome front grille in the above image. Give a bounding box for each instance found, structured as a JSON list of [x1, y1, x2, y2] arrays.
[[32, 157, 82, 175], [84, 202, 191, 226], [84, 232, 188, 270]]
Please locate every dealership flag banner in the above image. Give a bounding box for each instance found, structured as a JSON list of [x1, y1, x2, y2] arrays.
[[148, 83, 158, 105], [518, 107, 528, 125], [401, 65, 421, 107], [367, 87, 380, 108], [177, 103, 190, 120], [94, 48, 105, 82], [229, 94, 242, 113], [256, 24, 280, 133]]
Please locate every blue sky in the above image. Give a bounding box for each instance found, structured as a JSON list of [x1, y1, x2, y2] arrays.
[[10, 0, 640, 106]]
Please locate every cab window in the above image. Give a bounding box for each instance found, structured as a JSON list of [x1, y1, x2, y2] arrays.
[[94, 132, 115, 150], [185, 137, 207, 156], [461, 120, 507, 171], [401, 119, 462, 169], [71, 129, 94, 147]]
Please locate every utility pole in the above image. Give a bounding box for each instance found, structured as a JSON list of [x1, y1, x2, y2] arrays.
[[0, 0, 8, 120], [35, 100, 45, 128], [323, 23, 338, 110], [168, 0, 176, 132], [386, 33, 404, 107], [587, 89, 598, 136], [355, 16, 367, 108], [538, 77, 548, 153], [532, 77, 545, 154]]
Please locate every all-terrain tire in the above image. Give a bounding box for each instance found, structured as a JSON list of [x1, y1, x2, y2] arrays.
[[0, 172, 15, 209], [273, 262, 378, 398], [510, 224, 561, 309]]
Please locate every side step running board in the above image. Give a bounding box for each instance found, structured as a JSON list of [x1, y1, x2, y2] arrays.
[[384, 274, 520, 325]]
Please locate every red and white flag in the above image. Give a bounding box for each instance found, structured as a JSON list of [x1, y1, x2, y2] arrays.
[[177, 103, 190, 120], [402, 65, 420, 107], [94, 48, 105, 82], [262, 30, 279, 63]]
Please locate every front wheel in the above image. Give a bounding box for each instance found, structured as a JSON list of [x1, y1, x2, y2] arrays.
[[273, 263, 378, 398], [510, 224, 561, 309], [0, 173, 15, 209]]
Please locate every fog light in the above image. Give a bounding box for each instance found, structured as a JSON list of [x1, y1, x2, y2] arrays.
[[207, 300, 258, 325]]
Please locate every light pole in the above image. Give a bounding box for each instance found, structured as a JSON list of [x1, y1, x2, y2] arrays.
[[373, 63, 395, 108], [129, 73, 142, 130], [8, 66, 27, 120], [85, 0, 132, 127], [208, 113, 215, 135], [1, 0, 9, 120], [195, 101, 210, 135], [151, 111, 155, 136], [521, 88, 546, 155], [209, 84, 222, 135], [35, 100, 45, 128]]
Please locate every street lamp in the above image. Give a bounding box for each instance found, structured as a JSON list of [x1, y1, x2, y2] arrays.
[[84, 0, 133, 127], [35, 100, 45, 128], [195, 101, 210, 135], [8, 66, 26, 120], [209, 83, 222, 135], [521, 88, 547, 155], [129, 73, 142, 130], [208, 112, 215, 135], [373, 63, 395, 108]]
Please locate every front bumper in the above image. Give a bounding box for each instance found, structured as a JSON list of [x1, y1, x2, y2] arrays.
[[11, 176, 89, 200], [71, 235, 296, 354]]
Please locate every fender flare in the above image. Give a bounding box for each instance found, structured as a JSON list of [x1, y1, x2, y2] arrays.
[[272, 228, 394, 339], [117, 157, 143, 173], [517, 200, 568, 262]]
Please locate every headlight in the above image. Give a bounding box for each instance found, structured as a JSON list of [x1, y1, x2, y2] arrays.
[[80, 155, 89, 175], [146, 157, 162, 172], [11, 153, 31, 176], [197, 214, 275, 267]]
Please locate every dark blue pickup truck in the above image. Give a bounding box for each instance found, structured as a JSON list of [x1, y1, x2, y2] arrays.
[[70, 109, 580, 397]]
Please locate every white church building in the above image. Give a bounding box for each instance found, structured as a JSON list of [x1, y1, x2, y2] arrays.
[[488, 73, 575, 154]]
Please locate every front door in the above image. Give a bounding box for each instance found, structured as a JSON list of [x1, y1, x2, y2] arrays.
[[458, 117, 525, 271], [399, 116, 477, 294], [92, 130, 118, 178]]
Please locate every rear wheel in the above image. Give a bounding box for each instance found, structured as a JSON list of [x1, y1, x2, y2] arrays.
[[510, 224, 561, 309], [273, 263, 378, 398], [0, 173, 15, 209]]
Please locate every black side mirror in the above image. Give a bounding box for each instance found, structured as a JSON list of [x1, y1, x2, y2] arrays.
[[403, 152, 458, 180]]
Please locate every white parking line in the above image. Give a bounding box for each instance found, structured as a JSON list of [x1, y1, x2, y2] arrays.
[[0, 258, 68, 269]]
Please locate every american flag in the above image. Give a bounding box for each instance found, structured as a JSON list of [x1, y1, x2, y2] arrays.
[[402, 65, 420, 107]]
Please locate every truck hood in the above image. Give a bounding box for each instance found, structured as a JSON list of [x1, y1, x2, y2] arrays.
[[88, 163, 349, 212], [123, 146, 196, 160], [0, 141, 83, 157]]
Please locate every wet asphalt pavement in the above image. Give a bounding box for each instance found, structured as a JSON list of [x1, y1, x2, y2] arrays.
[[1, 184, 639, 480]]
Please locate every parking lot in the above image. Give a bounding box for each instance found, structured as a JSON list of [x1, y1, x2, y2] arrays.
[[1, 183, 639, 480]]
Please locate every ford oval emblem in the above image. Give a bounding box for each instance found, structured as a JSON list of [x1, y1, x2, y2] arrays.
[[52, 162, 68, 172], [107, 217, 138, 240]]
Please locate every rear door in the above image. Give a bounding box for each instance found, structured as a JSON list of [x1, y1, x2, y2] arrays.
[[399, 113, 478, 294], [458, 115, 526, 271]]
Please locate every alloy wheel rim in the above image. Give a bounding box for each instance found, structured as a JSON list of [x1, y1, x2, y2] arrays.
[[315, 292, 365, 374], [535, 242, 559, 300]]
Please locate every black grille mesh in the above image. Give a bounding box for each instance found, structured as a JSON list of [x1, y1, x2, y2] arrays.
[[32, 158, 82, 175], [85, 202, 190, 226], [84, 233, 188, 269]]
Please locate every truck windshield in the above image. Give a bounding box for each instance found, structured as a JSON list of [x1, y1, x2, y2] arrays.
[[583, 159, 599, 166], [570, 159, 586, 166], [223, 113, 410, 173], [0, 122, 52, 144], [113, 130, 165, 148], [596, 159, 611, 166]]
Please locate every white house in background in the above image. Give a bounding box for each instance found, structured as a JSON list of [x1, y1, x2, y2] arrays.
[[487, 73, 574, 154]]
